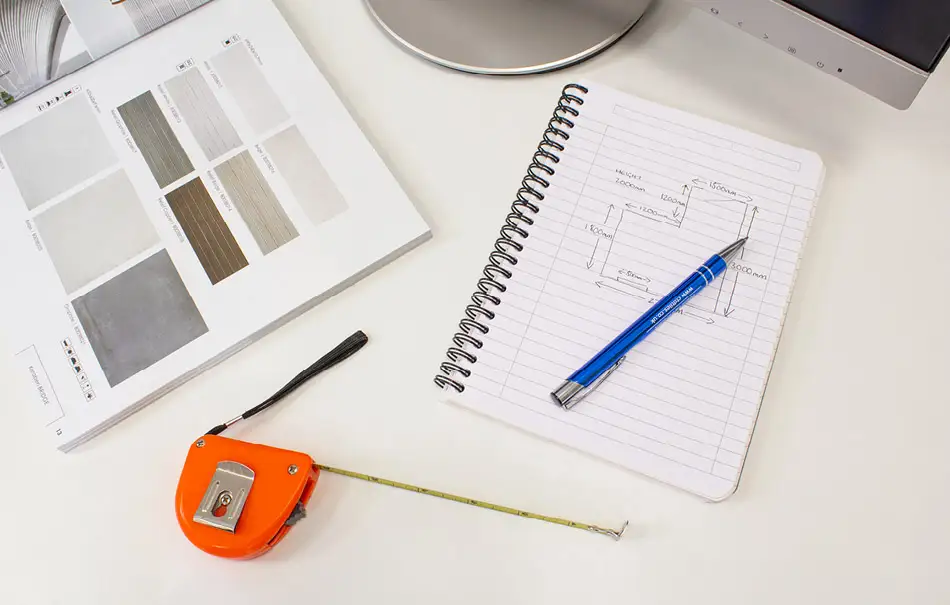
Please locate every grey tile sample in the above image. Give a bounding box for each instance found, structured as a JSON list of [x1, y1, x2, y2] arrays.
[[122, 0, 211, 36], [35, 170, 160, 293], [118, 91, 194, 188], [165, 177, 248, 284], [0, 98, 117, 209], [211, 44, 288, 135], [165, 68, 241, 161], [73, 250, 208, 387], [215, 151, 297, 255], [265, 126, 348, 227]]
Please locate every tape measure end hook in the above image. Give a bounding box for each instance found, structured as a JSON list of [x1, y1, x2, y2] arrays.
[[591, 520, 628, 541]]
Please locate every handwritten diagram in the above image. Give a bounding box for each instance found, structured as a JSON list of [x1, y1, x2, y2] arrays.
[[581, 171, 773, 325]]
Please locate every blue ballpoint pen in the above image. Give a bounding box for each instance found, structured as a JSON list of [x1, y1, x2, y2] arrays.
[[551, 237, 748, 410]]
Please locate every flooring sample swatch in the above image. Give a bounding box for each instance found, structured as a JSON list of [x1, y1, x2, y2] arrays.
[[211, 44, 288, 135], [73, 250, 208, 387], [121, 0, 211, 36], [215, 151, 297, 254], [117, 91, 194, 188], [0, 98, 117, 209], [165, 177, 248, 284], [265, 126, 348, 227], [165, 68, 241, 161], [35, 170, 160, 293]]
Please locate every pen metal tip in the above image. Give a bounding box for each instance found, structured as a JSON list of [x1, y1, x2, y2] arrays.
[[717, 238, 748, 264]]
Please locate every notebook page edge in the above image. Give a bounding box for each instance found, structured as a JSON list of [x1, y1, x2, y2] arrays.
[[724, 161, 825, 500]]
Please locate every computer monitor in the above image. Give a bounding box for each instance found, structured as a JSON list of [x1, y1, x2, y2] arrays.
[[692, 0, 950, 109], [366, 0, 949, 109]]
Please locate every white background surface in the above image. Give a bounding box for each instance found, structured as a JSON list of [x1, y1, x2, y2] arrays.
[[1, 0, 948, 602]]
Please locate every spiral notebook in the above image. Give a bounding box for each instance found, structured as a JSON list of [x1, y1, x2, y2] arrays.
[[435, 81, 824, 500]]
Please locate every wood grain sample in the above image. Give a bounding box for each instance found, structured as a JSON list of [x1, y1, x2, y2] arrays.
[[215, 151, 297, 255], [166, 67, 241, 161], [118, 91, 194, 188], [165, 177, 248, 284]]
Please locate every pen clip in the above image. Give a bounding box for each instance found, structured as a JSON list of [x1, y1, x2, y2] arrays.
[[565, 356, 626, 410]]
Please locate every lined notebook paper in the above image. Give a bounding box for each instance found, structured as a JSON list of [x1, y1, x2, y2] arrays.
[[435, 81, 824, 500]]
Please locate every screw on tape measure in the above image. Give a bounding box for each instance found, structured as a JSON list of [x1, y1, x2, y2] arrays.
[[175, 332, 627, 559]]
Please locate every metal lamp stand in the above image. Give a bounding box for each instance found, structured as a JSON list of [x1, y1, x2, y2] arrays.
[[365, 0, 654, 75]]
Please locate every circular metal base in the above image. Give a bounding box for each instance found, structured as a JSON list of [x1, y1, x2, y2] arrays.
[[365, 0, 654, 75]]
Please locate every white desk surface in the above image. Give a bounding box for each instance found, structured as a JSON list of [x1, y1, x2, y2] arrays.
[[2, 1, 949, 603]]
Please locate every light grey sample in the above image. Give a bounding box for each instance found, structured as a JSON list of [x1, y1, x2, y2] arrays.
[[73, 250, 208, 387], [265, 126, 348, 227], [165, 68, 241, 161], [35, 169, 160, 293], [121, 0, 210, 36], [211, 43, 289, 135], [215, 151, 297, 255], [0, 97, 117, 209], [118, 90, 195, 188]]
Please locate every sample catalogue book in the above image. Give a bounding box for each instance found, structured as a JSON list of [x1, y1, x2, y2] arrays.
[[0, 0, 430, 449]]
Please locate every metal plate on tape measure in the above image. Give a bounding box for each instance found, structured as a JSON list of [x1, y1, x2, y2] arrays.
[[193, 461, 254, 533]]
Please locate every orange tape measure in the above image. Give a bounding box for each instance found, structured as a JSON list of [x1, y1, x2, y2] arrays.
[[177, 435, 318, 559], [175, 332, 626, 559]]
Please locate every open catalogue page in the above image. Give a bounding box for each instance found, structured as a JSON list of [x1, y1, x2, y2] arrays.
[[0, 0, 430, 449]]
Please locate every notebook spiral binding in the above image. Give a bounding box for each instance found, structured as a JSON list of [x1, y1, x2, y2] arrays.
[[435, 84, 589, 393]]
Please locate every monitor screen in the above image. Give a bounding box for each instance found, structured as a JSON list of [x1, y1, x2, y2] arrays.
[[784, 0, 950, 72]]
